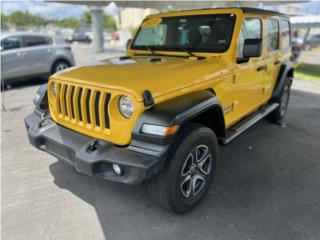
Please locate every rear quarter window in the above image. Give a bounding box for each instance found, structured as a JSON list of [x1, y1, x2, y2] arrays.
[[22, 35, 53, 47]]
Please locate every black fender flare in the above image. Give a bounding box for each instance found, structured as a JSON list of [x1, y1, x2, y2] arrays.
[[272, 61, 294, 99], [132, 90, 225, 145]]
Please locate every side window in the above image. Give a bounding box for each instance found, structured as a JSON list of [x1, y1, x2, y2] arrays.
[[280, 20, 290, 52], [267, 19, 279, 52], [237, 18, 262, 58], [22, 36, 52, 47], [1, 36, 21, 50]]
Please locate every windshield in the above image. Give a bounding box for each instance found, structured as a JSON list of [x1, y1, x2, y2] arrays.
[[131, 14, 236, 53]]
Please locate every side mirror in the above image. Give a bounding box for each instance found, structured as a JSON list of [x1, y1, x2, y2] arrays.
[[243, 39, 262, 58], [126, 39, 132, 49]]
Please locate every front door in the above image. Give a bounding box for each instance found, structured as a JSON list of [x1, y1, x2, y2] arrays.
[[231, 17, 265, 124], [262, 18, 281, 101]]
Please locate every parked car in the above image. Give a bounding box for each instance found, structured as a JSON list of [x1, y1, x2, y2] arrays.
[[291, 34, 320, 61], [305, 34, 320, 50], [1, 32, 75, 85], [25, 8, 293, 213], [66, 33, 91, 44]]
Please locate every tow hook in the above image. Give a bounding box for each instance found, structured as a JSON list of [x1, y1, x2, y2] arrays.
[[88, 139, 99, 152]]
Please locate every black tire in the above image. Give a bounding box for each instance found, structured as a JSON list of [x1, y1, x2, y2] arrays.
[[268, 78, 291, 124], [148, 123, 219, 213], [51, 60, 70, 74]]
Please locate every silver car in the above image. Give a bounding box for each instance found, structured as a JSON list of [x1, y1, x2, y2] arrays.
[[1, 32, 75, 84]]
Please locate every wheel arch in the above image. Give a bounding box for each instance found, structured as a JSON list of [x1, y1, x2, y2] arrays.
[[51, 58, 72, 74], [188, 105, 225, 138], [272, 61, 294, 100]]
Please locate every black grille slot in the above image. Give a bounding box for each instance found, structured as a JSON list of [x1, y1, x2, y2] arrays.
[[70, 86, 75, 119], [78, 88, 83, 121], [61, 85, 68, 116], [57, 84, 61, 113], [94, 92, 101, 126], [86, 89, 91, 124], [104, 93, 111, 129]]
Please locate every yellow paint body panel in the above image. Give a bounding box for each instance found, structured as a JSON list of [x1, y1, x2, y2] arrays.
[[48, 8, 290, 145]]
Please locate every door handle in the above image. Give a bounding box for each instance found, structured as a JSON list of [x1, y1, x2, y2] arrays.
[[256, 65, 267, 72], [16, 52, 25, 57]]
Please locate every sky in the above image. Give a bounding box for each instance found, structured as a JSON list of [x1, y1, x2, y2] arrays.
[[1, 0, 119, 19], [1, 0, 320, 19]]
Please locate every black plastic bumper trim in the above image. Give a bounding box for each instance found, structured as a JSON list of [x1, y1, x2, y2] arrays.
[[24, 112, 162, 185]]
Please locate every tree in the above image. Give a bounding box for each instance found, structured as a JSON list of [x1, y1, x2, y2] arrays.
[[80, 11, 91, 25], [103, 13, 116, 31], [80, 10, 116, 30], [57, 18, 79, 28], [1, 13, 9, 29], [7, 11, 46, 28]]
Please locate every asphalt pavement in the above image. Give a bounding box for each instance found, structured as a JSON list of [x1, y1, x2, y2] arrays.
[[1, 45, 320, 240]]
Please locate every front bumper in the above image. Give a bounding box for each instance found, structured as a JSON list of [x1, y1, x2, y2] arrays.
[[24, 111, 161, 184]]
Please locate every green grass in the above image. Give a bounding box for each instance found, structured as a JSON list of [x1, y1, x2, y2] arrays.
[[295, 63, 320, 82]]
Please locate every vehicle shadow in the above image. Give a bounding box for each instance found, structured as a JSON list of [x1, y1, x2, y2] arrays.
[[49, 89, 320, 240], [1, 76, 48, 92]]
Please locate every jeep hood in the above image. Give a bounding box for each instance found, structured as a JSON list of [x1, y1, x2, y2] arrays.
[[52, 56, 230, 102]]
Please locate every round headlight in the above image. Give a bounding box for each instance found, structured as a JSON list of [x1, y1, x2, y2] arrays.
[[119, 95, 134, 119]]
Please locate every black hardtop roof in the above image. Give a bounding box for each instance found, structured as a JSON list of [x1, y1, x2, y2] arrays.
[[240, 7, 288, 17], [157, 7, 289, 18]]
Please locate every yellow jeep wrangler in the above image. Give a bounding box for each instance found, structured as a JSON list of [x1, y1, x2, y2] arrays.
[[25, 7, 293, 213]]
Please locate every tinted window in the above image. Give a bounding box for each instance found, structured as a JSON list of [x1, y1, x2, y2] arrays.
[[237, 18, 262, 57], [267, 19, 279, 52], [280, 20, 290, 51], [132, 14, 236, 53], [22, 35, 53, 47], [1, 36, 21, 50]]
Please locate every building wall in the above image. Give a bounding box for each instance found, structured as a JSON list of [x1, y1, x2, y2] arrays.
[[116, 8, 159, 30]]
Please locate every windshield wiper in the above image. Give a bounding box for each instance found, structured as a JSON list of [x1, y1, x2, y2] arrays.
[[140, 45, 158, 56], [174, 46, 197, 58]]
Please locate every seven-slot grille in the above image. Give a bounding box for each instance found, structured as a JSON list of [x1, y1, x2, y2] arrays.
[[52, 81, 111, 129]]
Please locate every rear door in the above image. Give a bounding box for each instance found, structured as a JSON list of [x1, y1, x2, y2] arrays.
[[1, 35, 24, 80], [20, 35, 54, 76], [262, 18, 281, 101]]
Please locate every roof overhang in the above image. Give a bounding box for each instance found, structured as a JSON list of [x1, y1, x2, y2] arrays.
[[291, 15, 320, 28], [48, 1, 310, 10]]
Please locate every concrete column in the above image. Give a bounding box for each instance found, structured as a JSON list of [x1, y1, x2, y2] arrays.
[[302, 27, 311, 50], [90, 6, 104, 53]]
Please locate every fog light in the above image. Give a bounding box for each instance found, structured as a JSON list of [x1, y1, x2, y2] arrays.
[[112, 164, 123, 176]]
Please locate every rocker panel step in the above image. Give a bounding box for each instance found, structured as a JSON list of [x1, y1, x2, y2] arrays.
[[220, 103, 279, 144]]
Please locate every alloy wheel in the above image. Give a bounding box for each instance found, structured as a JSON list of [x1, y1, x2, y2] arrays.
[[54, 63, 69, 73], [180, 144, 212, 199]]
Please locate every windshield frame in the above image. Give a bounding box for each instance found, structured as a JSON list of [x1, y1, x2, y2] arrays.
[[130, 13, 237, 54]]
